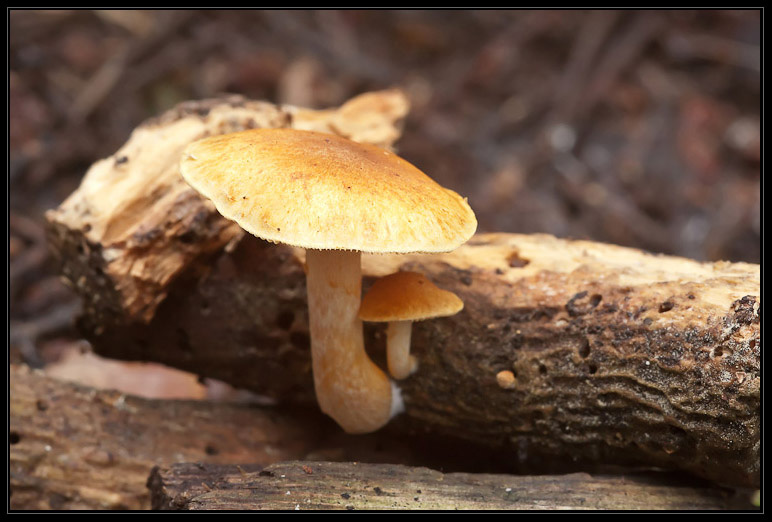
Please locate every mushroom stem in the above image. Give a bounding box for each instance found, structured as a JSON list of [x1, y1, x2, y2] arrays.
[[387, 321, 418, 379], [305, 249, 394, 434]]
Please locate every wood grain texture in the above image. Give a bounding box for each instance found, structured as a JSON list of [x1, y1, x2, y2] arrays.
[[56, 233, 759, 488], [9, 364, 538, 510], [148, 460, 753, 511], [9, 364, 324, 510], [45, 90, 409, 322]]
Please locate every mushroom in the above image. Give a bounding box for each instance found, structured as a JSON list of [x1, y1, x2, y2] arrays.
[[359, 271, 463, 379], [179, 128, 476, 433]]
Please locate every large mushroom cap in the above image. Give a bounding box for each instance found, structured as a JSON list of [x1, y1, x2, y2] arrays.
[[359, 271, 463, 322], [179, 128, 476, 253]]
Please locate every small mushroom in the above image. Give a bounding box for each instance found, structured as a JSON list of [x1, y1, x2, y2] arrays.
[[180, 128, 476, 433], [359, 271, 463, 379]]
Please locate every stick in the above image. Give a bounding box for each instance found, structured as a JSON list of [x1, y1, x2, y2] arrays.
[[148, 460, 753, 511]]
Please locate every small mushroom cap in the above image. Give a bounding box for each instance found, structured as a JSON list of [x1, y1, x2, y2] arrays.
[[180, 128, 476, 253], [359, 271, 463, 322]]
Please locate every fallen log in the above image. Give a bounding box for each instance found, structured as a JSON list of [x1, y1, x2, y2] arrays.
[[44, 89, 409, 323], [9, 364, 324, 510], [148, 460, 753, 510], [44, 94, 760, 488], [11, 364, 453, 510], [9, 363, 539, 510]]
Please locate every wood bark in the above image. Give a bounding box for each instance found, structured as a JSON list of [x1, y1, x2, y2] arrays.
[[148, 460, 753, 511], [9, 364, 328, 510], [10, 363, 561, 510], [44, 90, 410, 323], [45, 94, 760, 488]]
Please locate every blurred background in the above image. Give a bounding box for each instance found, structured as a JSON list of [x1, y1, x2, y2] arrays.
[[9, 9, 761, 395]]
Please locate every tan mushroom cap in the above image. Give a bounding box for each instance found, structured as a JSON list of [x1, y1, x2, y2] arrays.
[[179, 128, 477, 253], [359, 271, 463, 322]]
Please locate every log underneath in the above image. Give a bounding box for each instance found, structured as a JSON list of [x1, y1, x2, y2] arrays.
[[44, 95, 760, 488], [58, 233, 760, 488], [148, 460, 753, 510], [9, 364, 325, 509], [9, 364, 539, 510]]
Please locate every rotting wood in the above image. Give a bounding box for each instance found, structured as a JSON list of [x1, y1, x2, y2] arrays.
[[148, 460, 754, 511], [44, 94, 760, 488], [9, 364, 542, 510], [45, 90, 409, 323], [9, 364, 324, 510], [10, 364, 440, 510], [45, 231, 760, 489]]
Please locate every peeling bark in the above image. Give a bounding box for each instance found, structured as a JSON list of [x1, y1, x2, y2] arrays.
[[45, 90, 409, 322]]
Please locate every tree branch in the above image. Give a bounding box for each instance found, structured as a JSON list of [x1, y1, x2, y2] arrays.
[[149, 460, 753, 510]]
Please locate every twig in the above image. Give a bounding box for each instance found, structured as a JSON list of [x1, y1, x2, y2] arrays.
[[262, 10, 395, 84], [9, 300, 81, 367], [580, 11, 663, 120], [67, 10, 196, 125], [547, 9, 621, 124], [666, 33, 760, 71], [9, 212, 48, 292]]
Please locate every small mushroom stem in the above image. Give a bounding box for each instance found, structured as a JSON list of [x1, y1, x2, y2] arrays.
[[305, 249, 394, 434], [387, 321, 418, 379]]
